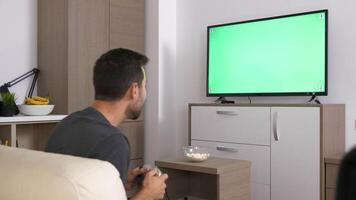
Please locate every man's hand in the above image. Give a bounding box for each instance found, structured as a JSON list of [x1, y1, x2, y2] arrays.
[[125, 167, 147, 191], [143, 170, 168, 199], [131, 170, 168, 200]]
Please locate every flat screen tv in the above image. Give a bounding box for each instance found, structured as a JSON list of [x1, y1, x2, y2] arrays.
[[207, 10, 327, 96]]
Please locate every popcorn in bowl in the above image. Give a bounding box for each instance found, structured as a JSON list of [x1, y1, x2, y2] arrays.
[[183, 146, 210, 162]]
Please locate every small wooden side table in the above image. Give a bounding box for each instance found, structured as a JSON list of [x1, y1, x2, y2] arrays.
[[325, 154, 343, 200], [155, 157, 251, 200]]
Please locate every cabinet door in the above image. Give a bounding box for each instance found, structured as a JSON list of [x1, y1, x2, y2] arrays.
[[271, 107, 320, 200], [67, 0, 110, 113], [110, 0, 145, 53]]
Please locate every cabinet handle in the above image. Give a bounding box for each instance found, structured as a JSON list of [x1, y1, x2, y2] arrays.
[[273, 112, 280, 141], [216, 146, 238, 153], [216, 111, 238, 116]]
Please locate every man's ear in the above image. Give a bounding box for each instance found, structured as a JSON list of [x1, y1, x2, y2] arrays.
[[129, 82, 140, 100]]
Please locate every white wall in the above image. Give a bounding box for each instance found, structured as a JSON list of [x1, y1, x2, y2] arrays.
[[0, 0, 37, 104], [157, 0, 177, 160], [146, 0, 356, 162], [145, 0, 160, 164], [145, 0, 177, 164]]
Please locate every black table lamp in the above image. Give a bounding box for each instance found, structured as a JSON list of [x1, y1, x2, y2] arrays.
[[0, 68, 40, 115]]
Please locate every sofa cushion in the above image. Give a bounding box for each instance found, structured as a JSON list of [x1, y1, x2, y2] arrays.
[[0, 146, 127, 200]]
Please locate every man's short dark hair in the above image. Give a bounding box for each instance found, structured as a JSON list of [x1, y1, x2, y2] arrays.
[[93, 48, 148, 101]]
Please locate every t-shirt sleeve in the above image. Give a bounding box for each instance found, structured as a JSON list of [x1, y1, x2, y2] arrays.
[[90, 134, 130, 183]]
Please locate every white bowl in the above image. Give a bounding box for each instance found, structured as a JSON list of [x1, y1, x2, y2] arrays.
[[182, 146, 210, 162], [18, 105, 55, 116]]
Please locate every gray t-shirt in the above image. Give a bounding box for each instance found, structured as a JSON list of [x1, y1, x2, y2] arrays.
[[45, 107, 130, 183]]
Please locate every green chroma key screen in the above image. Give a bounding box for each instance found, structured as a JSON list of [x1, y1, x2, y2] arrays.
[[207, 10, 327, 95]]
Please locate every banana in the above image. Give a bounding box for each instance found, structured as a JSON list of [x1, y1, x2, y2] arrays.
[[32, 96, 49, 102], [24, 96, 50, 105]]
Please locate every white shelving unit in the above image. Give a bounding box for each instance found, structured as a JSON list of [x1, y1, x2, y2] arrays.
[[0, 115, 66, 149]]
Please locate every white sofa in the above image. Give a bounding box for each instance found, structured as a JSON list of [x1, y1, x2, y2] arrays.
[[0, 146, 127, 200]]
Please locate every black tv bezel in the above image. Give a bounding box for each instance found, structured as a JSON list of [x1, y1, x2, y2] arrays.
[[206, 9, 328, 97]]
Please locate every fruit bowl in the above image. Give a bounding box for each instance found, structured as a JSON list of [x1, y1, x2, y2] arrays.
[[18, 105, 55, 116], [183, 146, 210, 162]]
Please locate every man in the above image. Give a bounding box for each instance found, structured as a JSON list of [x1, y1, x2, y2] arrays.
[[46, 48, 167, 200], [336, 146, 356, 200]]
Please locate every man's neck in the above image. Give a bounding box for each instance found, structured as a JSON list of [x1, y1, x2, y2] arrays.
[[91, 100, 127, 126]]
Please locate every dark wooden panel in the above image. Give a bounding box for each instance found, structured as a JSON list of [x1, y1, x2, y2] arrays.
[[110, 0, 145, 53]]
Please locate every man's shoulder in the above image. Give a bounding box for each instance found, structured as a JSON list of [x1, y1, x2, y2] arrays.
[[53, 107, 122, 138], [62, 107, 102, 123], [60, 107, 109, 125]]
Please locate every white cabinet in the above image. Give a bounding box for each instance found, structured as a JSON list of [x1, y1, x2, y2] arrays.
[[0, 115, 66, 150], [189, 104, 345, 200]]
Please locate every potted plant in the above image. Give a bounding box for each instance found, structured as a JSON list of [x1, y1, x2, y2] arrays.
[[0, 92, 17, 116]]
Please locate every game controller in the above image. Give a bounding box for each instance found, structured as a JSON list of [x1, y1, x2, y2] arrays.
[[134, 164, 163, 186], [136, 165, 169, 200], [141, 164, 162, 177]]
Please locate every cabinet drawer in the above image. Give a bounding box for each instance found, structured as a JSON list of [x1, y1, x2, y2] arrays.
[[191, 140, 270, 185], [191, 106, 270, 145], [326, 189, 336, 200], [192, 140, 271, 200], [326, 164, 340, 188]]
